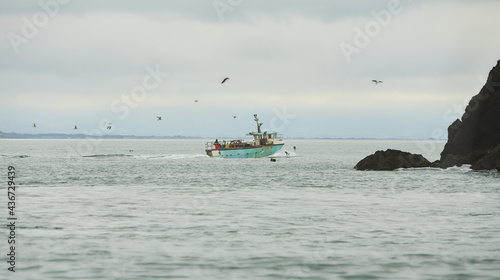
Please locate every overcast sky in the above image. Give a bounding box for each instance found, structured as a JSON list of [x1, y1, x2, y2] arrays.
[[1, 0, 499, 138]]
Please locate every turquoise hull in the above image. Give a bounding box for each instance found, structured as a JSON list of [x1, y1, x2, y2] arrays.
[[207, 144, 284, 158]]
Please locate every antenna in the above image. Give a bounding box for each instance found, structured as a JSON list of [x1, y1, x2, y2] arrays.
[[254, 114, 263, 133]]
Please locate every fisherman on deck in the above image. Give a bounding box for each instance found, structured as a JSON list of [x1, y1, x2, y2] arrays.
[[214, 139, 220, 149]]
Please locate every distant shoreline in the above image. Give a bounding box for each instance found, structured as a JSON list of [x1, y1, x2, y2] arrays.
[[0, 132, 201, 140], [0, 132, 446, 141]]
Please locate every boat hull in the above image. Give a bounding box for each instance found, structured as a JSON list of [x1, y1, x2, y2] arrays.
[[206, 144, 284, 158]]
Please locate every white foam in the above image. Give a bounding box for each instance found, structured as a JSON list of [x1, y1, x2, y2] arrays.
[[445, 164, 472, 172], [133, 154, 207, 160]]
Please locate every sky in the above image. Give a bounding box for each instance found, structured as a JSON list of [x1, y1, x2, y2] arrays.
[[0, 0, 499, 138]]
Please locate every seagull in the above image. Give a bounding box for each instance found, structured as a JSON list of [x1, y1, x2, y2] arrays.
[[107, 126, 112, 130], [157, 116, 162, 121], [33, 123, 36, 128], [221, 77, 229, 84], [232, 115, 237, 119], [74, 125, 78, 130], [372, 80, 383, 84], [195, 100, 198, 103]]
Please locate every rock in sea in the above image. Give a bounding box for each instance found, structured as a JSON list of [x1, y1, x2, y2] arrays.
[[355, 59, 500, 172], [355, 149, 432, 171]]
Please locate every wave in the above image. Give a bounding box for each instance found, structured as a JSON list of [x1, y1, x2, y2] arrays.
[[134, 154, 207, 160], [82, 154, 133, 158], [445, 164, 472, 172], [269, 155, 298, 159], [269, 151, 298, 158], [12, 155, 30, 158], [21, 225, 64, 230], [395, 165, 473, 172], [464, 213, 495, 217]]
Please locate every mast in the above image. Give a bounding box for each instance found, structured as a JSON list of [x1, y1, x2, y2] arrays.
[[254, 114, 263, 133]]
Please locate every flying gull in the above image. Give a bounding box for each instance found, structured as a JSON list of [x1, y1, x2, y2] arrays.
[[157, 116, 162, 121], [372, 80, 383, 84], [221, 77, 229, 84]]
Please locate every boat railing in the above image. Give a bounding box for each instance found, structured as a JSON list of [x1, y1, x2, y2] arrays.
[[205, 142, 216, 150], [206, 139, 255, 150]]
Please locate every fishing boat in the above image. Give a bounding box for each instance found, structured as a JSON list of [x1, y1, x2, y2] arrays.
[[205, 114, 284, 158]]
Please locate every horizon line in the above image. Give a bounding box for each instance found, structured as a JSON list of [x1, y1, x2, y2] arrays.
[[0, 132, 447, 141]]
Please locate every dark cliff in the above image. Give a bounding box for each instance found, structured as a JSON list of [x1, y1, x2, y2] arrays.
[[355, 60, 500, 171], [440, 60, 500, 171]]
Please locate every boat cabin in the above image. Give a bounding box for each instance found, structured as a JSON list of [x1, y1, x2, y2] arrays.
[[248, 131, 283, 146]]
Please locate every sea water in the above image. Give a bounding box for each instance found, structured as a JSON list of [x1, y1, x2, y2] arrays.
[[0, 139, 499, 280]]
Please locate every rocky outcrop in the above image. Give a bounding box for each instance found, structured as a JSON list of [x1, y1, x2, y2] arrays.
[[355, 60, 500, 172], [355, 149, 432, 171], [439, 60, 500, 171]]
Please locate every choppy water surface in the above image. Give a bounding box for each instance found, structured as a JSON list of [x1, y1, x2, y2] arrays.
[[1, 139, 499, 280]]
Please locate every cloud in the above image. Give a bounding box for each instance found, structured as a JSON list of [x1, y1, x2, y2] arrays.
[[1, 0, 499, 137], [0, 0, 434, 21]]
